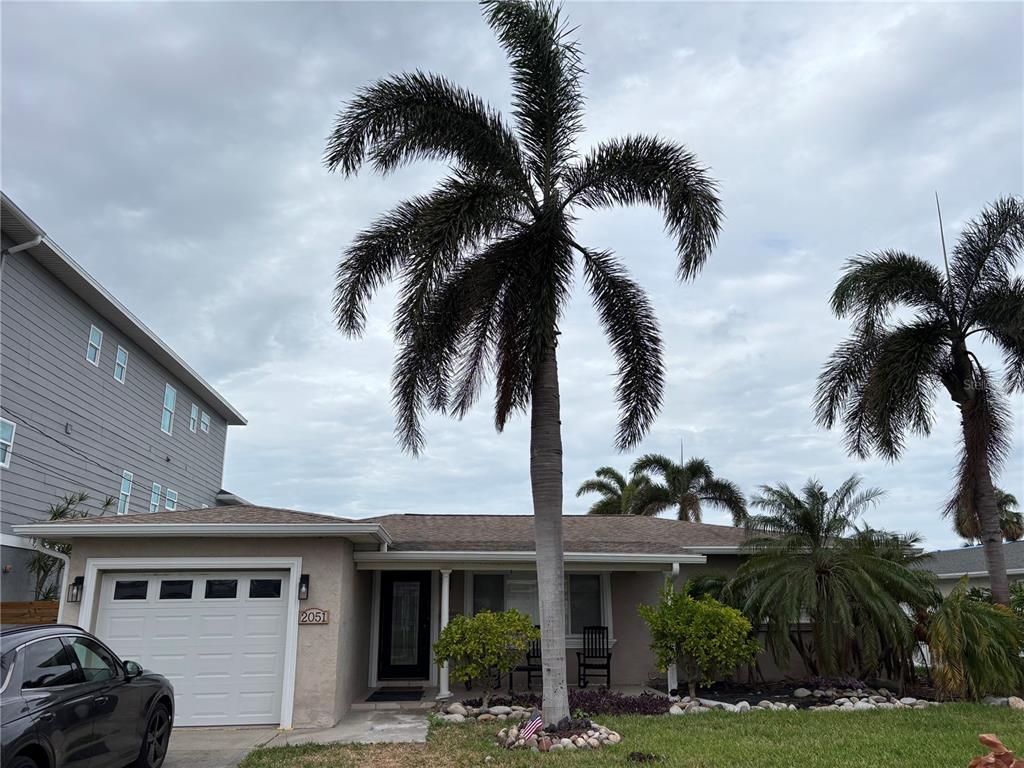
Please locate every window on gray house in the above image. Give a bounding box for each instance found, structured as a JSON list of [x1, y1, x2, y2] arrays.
[[149, 483, 161, 513], [200, 412, 210, 433], [189, 404, 199, 432], [0, 419, 15, 468], [161, 384, 176, 434], [116, 471, 133, 514], [568, 574, 602, 634], [113, 346, 129, 383], [164, 489, 178, 510], [86, 325, 103, 365], [472, 574, 505, 614]]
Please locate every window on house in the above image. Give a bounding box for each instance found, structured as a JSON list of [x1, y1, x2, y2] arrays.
[[470, 573, 605, 634], [159, 580, 193, 600], [113, 580, 148, 600], [86, 325, 103, 365], [472, 574, 505, 614], [205, 579, 237, 599], [113, 346, 129, 383], [164, 489, 178, 510], [149, 483, 161, 513], [200, 412, 210, 433], [0, 419, 15, 469], [161, 384, 176, 434], [116, 471, 133, 514], [249, 579, 282, 598], [567, 574, 603, 634], [189, 404, 199, 432]]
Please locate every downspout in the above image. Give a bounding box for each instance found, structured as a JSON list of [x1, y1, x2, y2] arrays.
[[1, 235, 43, 276], [29, 539, 70, 624], [667, 562, 680, 696]]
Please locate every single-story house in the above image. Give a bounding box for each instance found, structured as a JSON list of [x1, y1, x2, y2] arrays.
[[15, 506, 769, 729], [921, 540, 1024, 595]]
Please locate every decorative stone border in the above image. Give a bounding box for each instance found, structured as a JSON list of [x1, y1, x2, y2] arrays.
[[668, 685, 947, 714], [439, 702, 533, 723], [497, 722, 622, 752]]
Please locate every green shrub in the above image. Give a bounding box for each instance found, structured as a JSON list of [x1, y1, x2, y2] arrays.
[[432, 610, 538, 708], [639, 586, 760, 699], [927, 578, 1024, 700]]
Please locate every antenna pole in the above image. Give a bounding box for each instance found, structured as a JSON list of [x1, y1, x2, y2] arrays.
[[935, 191, 952, 292]]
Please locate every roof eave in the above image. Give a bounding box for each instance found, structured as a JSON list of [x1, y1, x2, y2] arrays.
[[353, 550, 706, 571], [12, 522, 391, 545]]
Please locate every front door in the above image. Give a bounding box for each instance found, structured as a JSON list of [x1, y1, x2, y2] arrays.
[[378, 571, 431, 680]]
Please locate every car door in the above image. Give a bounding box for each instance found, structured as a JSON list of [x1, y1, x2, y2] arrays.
[[16, 637, 97, 768], [64, 635, 144, 766]]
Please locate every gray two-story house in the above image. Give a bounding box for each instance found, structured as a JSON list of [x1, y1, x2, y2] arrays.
[[0, 192, 247, 600]]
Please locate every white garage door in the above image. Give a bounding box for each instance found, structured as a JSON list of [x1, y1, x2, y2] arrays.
[[95, 571, 289, 726]]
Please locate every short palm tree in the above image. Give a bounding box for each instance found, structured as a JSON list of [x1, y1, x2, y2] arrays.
[[324, 0, 721, 722], [951, 489, 1022, 543], [815, 196, 1024, 604], [733, 476, 936, 677], [576, 467, 651, 516], [630, 454, 746, 524]]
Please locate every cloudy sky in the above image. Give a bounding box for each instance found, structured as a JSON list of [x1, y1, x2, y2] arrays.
[[3, 1, 1021, 549]]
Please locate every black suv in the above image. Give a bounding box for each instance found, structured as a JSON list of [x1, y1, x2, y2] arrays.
[[1, 624, 174, 768]]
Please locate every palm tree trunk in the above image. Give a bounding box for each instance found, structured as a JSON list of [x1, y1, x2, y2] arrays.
[[530, 338, 570, 726]]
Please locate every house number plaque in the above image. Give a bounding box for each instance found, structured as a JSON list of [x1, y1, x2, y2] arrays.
[[299, 608, 329, 625]]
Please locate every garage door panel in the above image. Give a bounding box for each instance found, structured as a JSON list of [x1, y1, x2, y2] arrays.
[[95, 571, 289, 726]]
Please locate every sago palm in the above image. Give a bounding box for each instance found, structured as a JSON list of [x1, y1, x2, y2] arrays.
[[815, 196, 1024, 604], [951, 488, 1022, 543], [576, 467, 651, 516], [630, 454, 746, 524], [733, 476, 935, 677], [324, 0, 722, 722]]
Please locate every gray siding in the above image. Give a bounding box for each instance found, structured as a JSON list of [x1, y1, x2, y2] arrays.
[[1, 234, 230, 542]]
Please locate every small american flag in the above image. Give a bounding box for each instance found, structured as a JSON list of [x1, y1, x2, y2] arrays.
[[520, 710, 544, 741]]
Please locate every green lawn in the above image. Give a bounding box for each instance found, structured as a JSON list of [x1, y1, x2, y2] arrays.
[[240, 704, 1021, 768]]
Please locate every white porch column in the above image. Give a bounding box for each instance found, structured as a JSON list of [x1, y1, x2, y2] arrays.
[[667, 562, 680, 696], [437, 569, 452, 700]]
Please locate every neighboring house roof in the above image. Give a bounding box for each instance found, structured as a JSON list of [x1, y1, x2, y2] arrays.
[[13, 507, 747, 555], [0, 192, 246, 425], [921, 540, 1024, 578]]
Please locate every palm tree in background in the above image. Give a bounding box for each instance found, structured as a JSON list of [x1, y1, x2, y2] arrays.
[[630, 454, 747, 524], [951, 489, 1022, 543], [576, 467, 651, 516], [815, 196, 1024, 604], [733, 476, 935, 677], [324, 0, 722, 722]]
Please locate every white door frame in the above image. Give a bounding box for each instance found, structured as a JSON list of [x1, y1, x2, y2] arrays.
[[80, 556, 302, 729]]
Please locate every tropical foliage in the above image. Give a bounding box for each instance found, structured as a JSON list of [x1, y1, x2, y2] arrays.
[[629, 454, 747, 523], [28, 491, 111, 600], [326, 0, 722, 722], [951, 489, 1022, 543], [815, 196, 1024, 604], [926, 578, 1024, 700], [576, 466, 651, 516], [433, 610, 539, 708], [639, 586, 759, 699], [732, 476, 936, 678]]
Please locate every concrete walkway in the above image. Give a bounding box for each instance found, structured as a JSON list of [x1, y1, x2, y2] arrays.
[[164, 711, 428, 768]]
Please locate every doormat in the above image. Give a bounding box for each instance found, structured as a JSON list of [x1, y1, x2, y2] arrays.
[[366, 688, 424, 702]]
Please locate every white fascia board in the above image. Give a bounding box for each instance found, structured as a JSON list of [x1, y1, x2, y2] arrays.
[[683, 546, 743, 554], [1, 533, 37, 550], [935, 568, 1024, 579], [353, 550, 706, 570], [12, 522, 392, 545]]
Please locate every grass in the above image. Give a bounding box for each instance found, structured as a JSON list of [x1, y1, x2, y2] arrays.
[[239, 704, 1022, 768]]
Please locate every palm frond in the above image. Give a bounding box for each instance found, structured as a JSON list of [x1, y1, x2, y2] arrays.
[[830, 250, 948, 331], [950, 195, 1024, 316], [969, 276, 1024, 393], [581, 248, 664, 450]]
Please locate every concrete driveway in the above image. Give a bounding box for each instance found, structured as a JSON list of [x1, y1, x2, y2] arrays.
[[163, 712, 428, 768]]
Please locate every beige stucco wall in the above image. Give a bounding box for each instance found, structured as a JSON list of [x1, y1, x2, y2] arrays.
[[61, 536, 353, 729]]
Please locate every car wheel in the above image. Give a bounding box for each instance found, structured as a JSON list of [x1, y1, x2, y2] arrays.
[[9, 755, 39, 768], [133, 703, 172, 768]]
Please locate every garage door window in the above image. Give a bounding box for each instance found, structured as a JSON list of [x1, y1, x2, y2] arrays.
[[67, 636, 119, 683], [205, 579, 238, 599], [159, 580, 194, 600], [249, 579, 282, 598], [21, 639, 82, 689], [113, 580, 148, 600]]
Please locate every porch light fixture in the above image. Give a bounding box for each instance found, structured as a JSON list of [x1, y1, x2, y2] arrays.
[[68, 576, 84, 603], [298, 574, 309, 601]]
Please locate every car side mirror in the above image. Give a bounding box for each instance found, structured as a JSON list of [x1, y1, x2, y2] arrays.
[[124, 660, 143, 679]]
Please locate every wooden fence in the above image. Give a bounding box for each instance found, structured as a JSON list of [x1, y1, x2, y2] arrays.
[[0, 600, 59, 625]]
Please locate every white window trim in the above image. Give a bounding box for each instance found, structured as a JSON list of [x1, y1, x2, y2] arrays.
[[75, 556, 302, 729], [164, 489, 178, 511], [189, 404, 199, 433], [86, 325, 103, 366], [200, 411, 210, 434], [117, 471, 133, 515], [161, 384, 176, 435], [0, 418, 16, 469], [113, 346, 129, 384], [463, 570, 613, 647], [149, 483, 161, 513]]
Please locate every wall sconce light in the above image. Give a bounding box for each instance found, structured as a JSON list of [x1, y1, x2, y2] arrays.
[[68, 576, 84, 603], [298, 574, 310, 601]]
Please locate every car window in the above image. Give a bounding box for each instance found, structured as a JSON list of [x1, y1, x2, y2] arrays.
[[66, 636, 120, 683], [1, 650, 13, 689], [21, 639, 83, 689]]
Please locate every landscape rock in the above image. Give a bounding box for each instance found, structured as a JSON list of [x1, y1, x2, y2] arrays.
[[447, 702, 467, 716], [442, 713, 465, 723], [1008, 696, 1024, 711], [489, 705, 512, 715], [899, 697, 917, 706], [669, 704, 685, 716], [793, 688, 812, 698]]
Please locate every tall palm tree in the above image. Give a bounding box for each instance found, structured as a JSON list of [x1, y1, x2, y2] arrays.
[[814, 197, 1024, 605], [324, 0, 721, 722], [630, 454, 746, 524], [951, 488, 1022, 543], [733, 476, 935, 677], [576, 466, 651, 516]]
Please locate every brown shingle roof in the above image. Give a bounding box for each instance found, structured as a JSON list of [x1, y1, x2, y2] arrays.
[[361, 513, 746, 553], [50, 506, 354, 525]]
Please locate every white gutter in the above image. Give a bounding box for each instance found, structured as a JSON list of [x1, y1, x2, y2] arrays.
[[12, 522, 393, 545], [935, 568, 1024, 579], [1, 235, 43, 258], [354, 550, 706, 565]]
